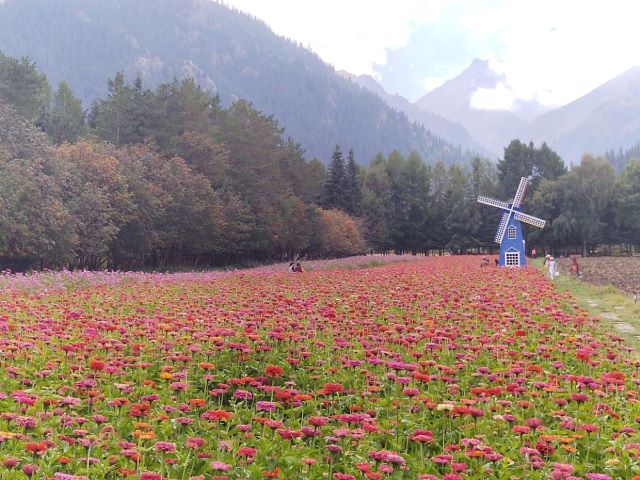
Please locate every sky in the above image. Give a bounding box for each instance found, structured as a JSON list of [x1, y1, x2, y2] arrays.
[[222, 0, 640, 109]]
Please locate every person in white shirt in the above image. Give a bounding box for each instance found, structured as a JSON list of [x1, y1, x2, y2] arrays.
[[547, 257, 557, 280]]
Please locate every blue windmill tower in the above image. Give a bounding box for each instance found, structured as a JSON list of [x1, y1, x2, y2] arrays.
[[477, 177, 546, 267]]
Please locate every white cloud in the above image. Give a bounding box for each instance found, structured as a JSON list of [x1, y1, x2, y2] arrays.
[[470, 82, 516, 110], [458, 0, 640, 107], [222, 0, 447, 76], [221, 0, 640, 109]]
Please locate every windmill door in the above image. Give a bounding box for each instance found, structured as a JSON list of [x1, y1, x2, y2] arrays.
[[505, 250, 520, 267]]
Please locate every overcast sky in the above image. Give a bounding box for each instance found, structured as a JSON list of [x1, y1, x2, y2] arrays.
[[223, 0, 640, 109]]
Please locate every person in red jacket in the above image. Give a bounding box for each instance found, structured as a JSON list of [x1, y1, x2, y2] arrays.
[[570, 256, 581, 278]]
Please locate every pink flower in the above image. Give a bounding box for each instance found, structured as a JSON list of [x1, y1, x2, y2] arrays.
[[22, 464, 39, 477], [154, 441, 177, 453], [210, 461, 232, 471], [140, 473, 163, 480]]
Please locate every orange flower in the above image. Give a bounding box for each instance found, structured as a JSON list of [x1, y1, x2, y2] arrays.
[[262, 467, 280, 478], [467, 450, 486, 458]]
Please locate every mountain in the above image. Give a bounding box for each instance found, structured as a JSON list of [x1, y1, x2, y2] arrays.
[[337, 70, 491, 156], [415, 59, 534, 156], [528, 66, 640, 165], [0, 0, 471, 165], [414, 58, 640, 166]]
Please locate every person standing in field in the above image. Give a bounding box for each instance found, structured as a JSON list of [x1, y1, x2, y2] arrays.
[[570, 256, 581, 278], [547, 256, 557, 280], [531, 248, 537, 258]]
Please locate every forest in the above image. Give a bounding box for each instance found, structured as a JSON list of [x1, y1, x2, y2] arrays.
[[0, 51, 639, 270]]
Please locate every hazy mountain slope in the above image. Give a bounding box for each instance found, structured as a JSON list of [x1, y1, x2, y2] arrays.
[[529, 66, 640, 164], [414, 59, 531, 155], [415, 58, 640, 164], [0, 0, 470, 165], [338, 70, 492, 156]]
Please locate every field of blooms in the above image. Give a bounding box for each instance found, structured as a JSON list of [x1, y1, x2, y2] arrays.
[[0, 256, 639, 480]]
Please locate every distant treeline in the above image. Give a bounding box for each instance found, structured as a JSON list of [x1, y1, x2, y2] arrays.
[[0, 51, 639, 270]]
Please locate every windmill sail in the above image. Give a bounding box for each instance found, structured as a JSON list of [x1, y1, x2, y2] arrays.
[[513, 211, 546, 229], [494, 212, 510, 244], [477, 196, 510, 210], [512, 177, 529, 208]]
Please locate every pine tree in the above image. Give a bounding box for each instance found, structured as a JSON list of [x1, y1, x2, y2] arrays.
[[323, 145, 347, 210], [46, 81, 84, 144], [344, 148, 362, 215], [0, 52, 51, 121]]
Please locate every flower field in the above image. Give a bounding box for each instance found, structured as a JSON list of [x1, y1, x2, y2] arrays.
[[0, 257, 639, 480]]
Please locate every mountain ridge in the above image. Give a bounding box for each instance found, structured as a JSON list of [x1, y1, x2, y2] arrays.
[[0, 0, 471, 165], [337, 70, 491, 156], [360, 57, 640, 164]]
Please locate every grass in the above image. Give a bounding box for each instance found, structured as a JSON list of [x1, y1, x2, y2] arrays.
[[531, 258, 640, 349]]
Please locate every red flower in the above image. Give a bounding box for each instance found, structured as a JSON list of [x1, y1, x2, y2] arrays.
[[265, 365, 284, 378], [24, 442, 48, 455], [319, 383, 345, 395], [89, 359, 105, 371], [201, 409, 232, 422]]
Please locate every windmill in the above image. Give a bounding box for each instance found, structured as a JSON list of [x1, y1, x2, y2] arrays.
[[477, 177, 545, 267]]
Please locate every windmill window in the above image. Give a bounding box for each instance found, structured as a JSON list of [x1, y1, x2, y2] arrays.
[[505, 251, 520, 267], [507, 226, 517, 239]]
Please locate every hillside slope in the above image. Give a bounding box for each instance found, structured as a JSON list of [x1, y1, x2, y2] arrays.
[[415, 59, 529, 155], [528, 66, 640, 164], [338, 70, 491, 157], [0, 0, 470, 164]]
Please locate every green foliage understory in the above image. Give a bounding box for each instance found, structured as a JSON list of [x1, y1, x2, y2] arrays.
[[1, 51, 640, 271]]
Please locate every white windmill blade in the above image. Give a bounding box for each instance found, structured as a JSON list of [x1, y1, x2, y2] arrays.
[[513, 211, 546, 229], [512, 177, 529, 208], [494, 212, 510, 244], [477, 196, 510, 211]]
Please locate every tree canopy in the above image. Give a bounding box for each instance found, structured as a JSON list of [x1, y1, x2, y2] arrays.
[[0, 52, 639, 270]]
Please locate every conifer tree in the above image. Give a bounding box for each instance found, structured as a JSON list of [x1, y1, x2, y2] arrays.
[[46, 81, 84, 144], [344, 148, 362, 215], [323, 145, 347, 210]]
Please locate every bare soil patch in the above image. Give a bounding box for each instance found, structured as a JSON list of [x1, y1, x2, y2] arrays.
[[557, 256, 640, 296]]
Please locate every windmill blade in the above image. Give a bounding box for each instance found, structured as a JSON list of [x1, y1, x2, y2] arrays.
[[494, 212, 510, 244], [514, 211, 546, 229], [477, 196, 510, 210], [512, 177, 529, 208]]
